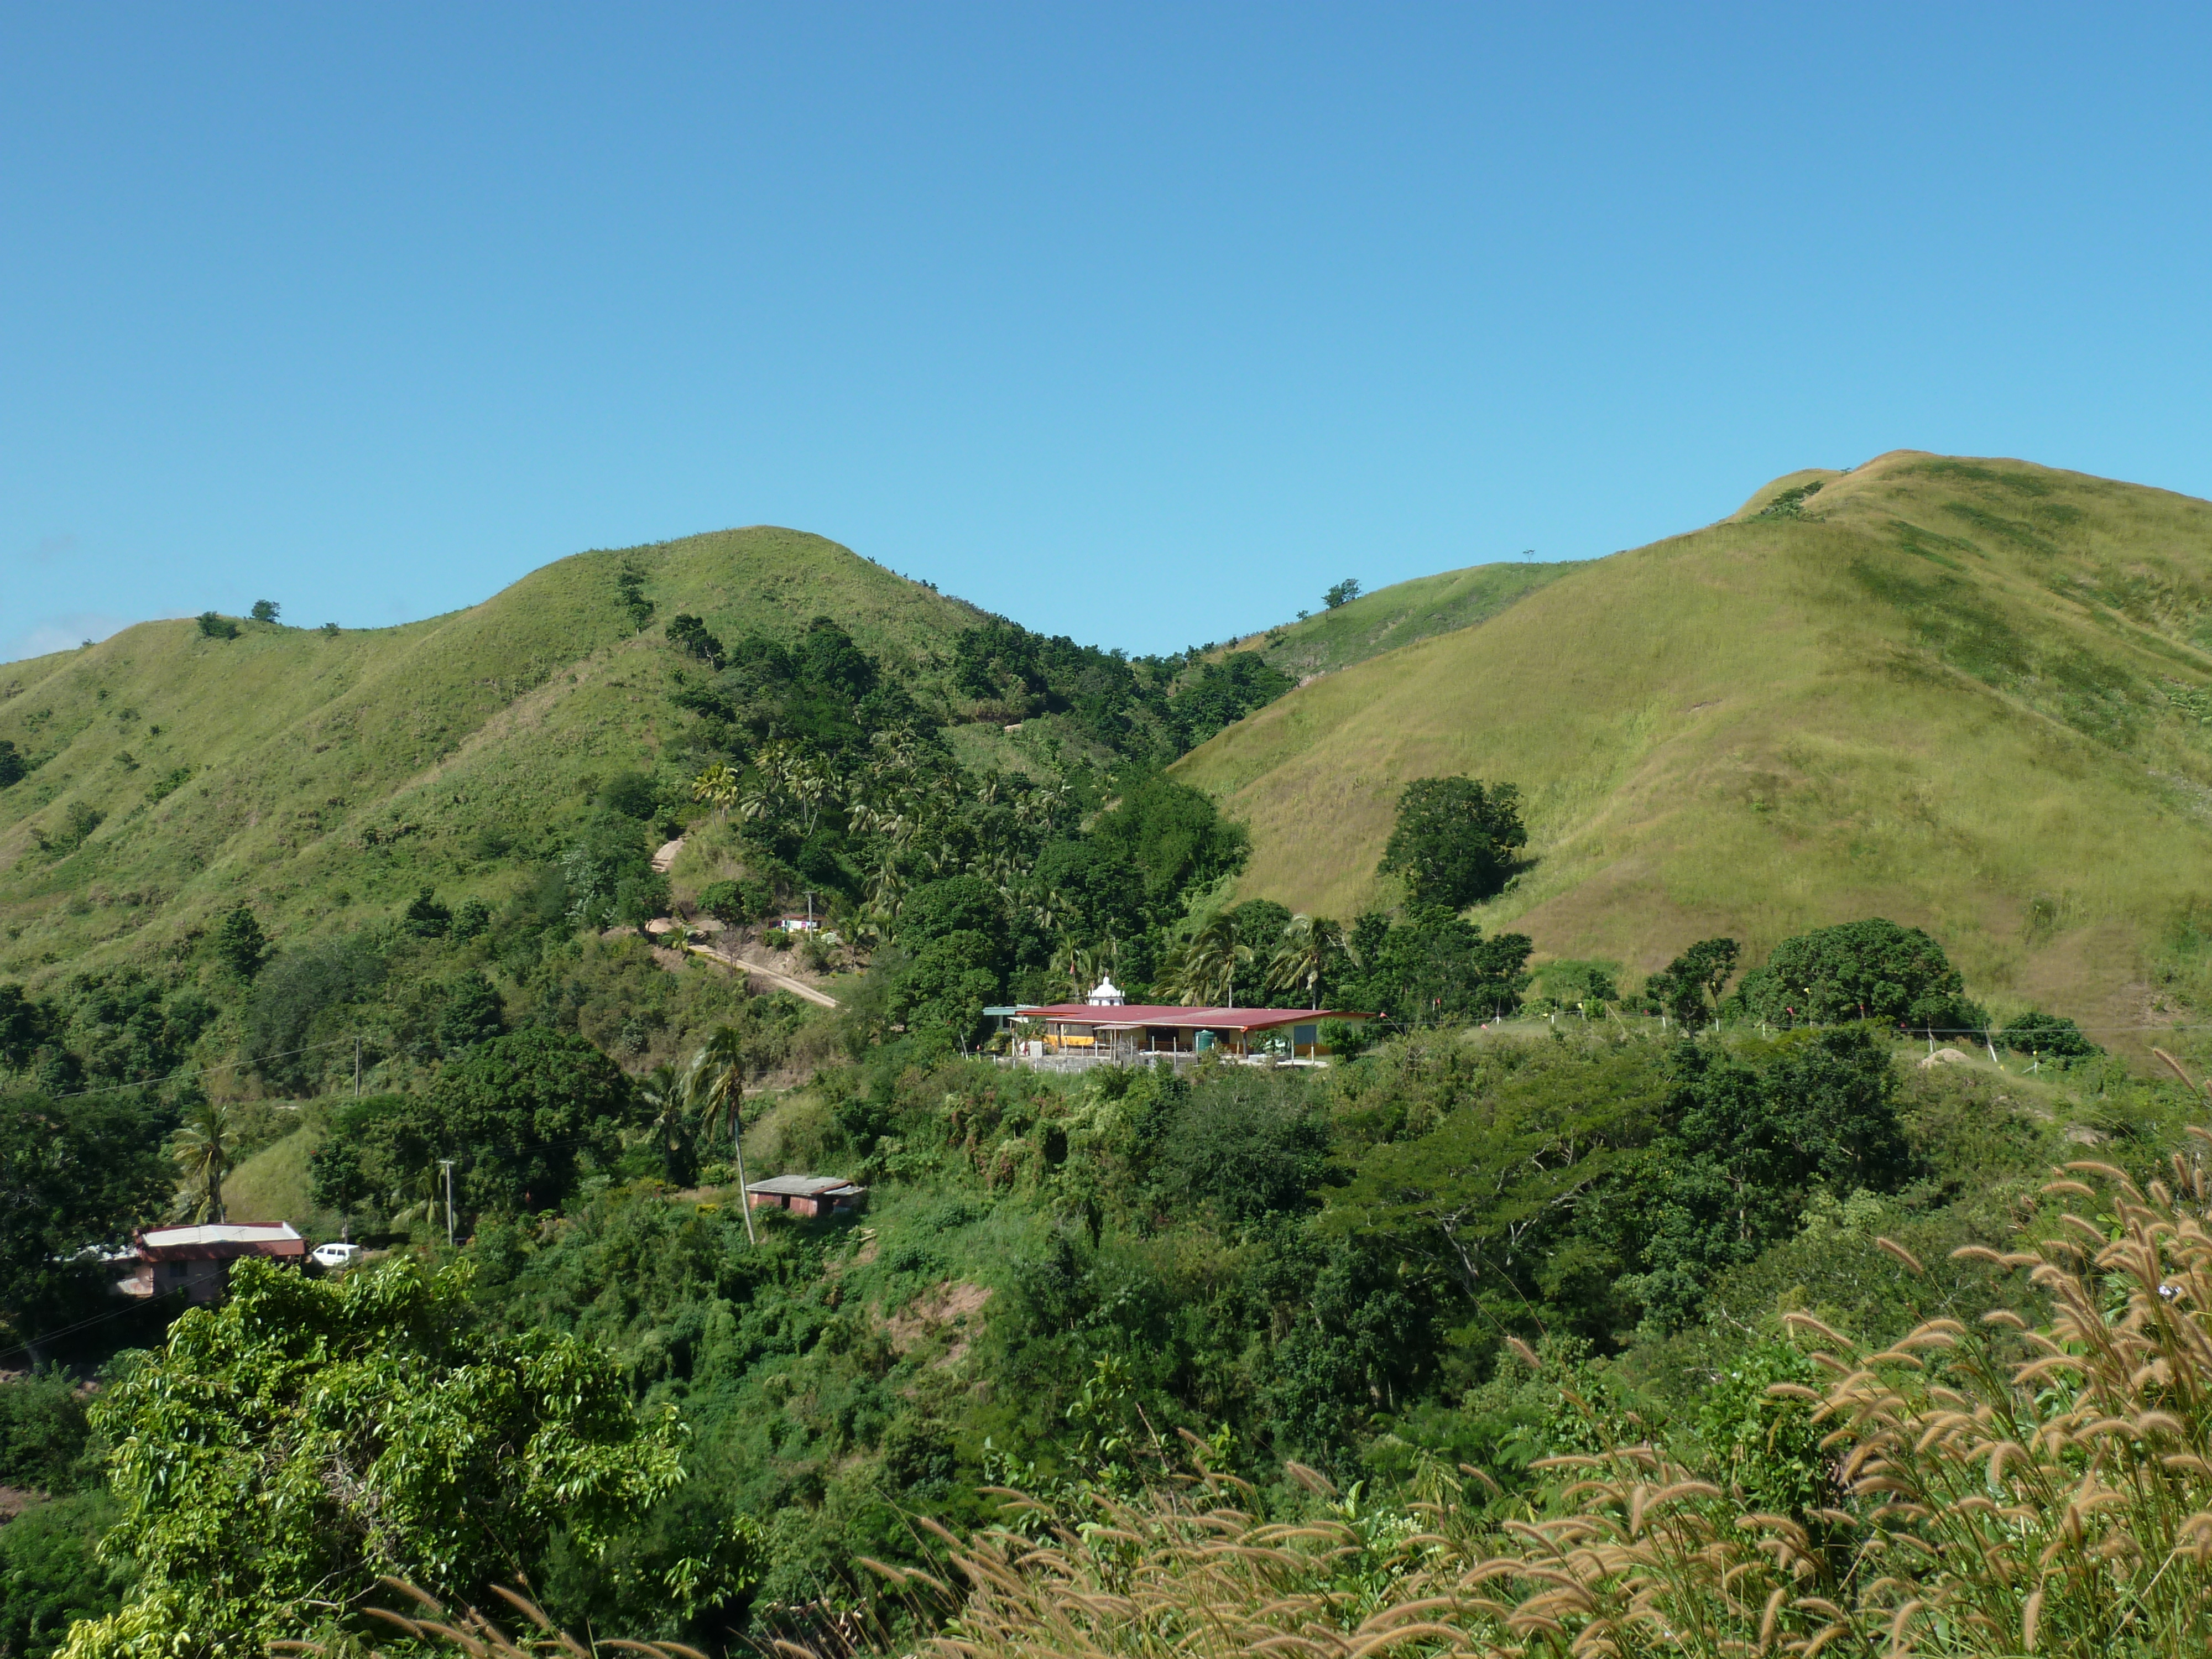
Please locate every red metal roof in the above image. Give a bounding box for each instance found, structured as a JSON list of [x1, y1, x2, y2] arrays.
[[1013, 1004, 1371, 1031]]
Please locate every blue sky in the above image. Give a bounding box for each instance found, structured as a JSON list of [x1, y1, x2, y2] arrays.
[[5, 4, 2210, 662]]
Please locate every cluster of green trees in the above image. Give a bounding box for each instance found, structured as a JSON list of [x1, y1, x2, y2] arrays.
[[7, 1006, 2187, 1652]]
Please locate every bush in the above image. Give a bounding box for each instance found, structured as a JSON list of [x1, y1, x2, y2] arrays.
[[1999, 1009, 2099, 1057], [0, 738, 24, 788], [452, 896, 492, 940], [0, 1490, 127, 1653], [194, 611, 238, 640], [0, 1369, 93, 1493], [597, 770, 660, 821], [401, 886, 452, 937]]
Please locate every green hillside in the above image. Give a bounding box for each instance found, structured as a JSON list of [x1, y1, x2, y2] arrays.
[[1248, 556, 1582, 681], [1173, 451, 2212, 1038], [0, 527, 983, 984]]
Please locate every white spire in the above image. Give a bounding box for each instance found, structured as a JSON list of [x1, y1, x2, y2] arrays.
[[1086, 975, 1125, 1006]]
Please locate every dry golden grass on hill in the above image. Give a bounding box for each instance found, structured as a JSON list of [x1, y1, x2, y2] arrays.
[[1175, 453, 2212, 1047]]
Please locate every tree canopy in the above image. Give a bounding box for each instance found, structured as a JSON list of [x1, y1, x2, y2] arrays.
[[62, 1258, 693, 1656], [1376, 776, 1527, 910]]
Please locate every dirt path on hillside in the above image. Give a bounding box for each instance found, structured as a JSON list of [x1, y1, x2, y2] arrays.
[[684, 938, 839, 1008], [650, 834, 686, 873]]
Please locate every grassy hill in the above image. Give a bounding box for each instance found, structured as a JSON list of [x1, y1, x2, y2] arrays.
[[1173, 451, 2212, 1039], [0, 527, 983, 985], [1245, 557, 1582, 681]]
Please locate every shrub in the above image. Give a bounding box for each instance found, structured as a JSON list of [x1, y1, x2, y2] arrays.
[[402, 886, 452, 937], [0, 738, 24, 788], [1999, 1008, 2099, 1057], [597, 769, 659, 820], [195, 611, 238, 640], [697, 879, 749, 925]]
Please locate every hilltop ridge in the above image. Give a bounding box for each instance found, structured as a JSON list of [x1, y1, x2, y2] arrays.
[[0, 526, 983, 983], [1173, 452, 2212, 1043]]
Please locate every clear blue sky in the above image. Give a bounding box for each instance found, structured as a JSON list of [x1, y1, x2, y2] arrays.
[[6, 4, 2210, 663]]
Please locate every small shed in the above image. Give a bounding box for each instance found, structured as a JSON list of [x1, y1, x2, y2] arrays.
[[118, 1222, 307, 1304], [745, 1175, 868, 1218]]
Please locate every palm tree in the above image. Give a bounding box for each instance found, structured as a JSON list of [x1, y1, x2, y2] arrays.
[[1172, 913, 1249, 1008], [687, 1027, 757, 1246], [690, 763, 741, 817], [1267, 915, 1344, 1010], [170, 1098, 238, 1224], [637, 1063, 693, 1186]]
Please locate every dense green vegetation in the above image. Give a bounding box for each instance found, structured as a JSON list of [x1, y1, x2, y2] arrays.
[[8, 456, 2212, 1652]]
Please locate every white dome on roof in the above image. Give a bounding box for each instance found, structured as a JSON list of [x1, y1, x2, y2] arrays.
[[1086, 976, 1125, 1006]]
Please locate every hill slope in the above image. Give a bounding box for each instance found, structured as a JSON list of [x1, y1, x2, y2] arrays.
[[0, 528, 983, 983], [1173, 452, 2212, 1032], [1248, 558, 1582, 681]]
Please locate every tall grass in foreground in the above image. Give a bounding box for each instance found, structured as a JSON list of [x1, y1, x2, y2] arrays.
[[289, 1137, 2212, 1657], [902, 1136, 2212, 1658]]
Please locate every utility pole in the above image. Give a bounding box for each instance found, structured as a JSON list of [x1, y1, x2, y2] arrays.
[[438, 1159, 455, 1249]]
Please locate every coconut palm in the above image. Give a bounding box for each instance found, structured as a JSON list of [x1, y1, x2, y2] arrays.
[[637, 1062, 694, 1186], [687, 1026, 757, 1246], [1170, 913, 1249, 1008], [690, 763, 741, 817], [170, 1097, 238, 1224], [1267, 914, 1345, 1010]]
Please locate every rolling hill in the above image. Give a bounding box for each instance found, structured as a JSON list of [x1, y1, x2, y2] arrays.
[[1173, 451, 2212, 1037], [0, 527, 984, 984]]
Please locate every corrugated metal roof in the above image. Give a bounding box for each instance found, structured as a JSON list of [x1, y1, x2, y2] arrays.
[[745, 1175, 864, 1197], [140, 1222, 302, 1248], [1011, 1004, 1370, 1031]]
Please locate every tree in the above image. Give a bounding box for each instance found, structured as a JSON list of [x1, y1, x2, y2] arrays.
[[435, 971, 505, 1055], [698, 879, 750, 926], [1630, 1028, 1912, 1328], [1352, 907, 1533, 1024], [169, 1096, 238, 1223], [212, 904, 268, 978], [249, 599, 279, 623], [1376, 776, 1527, 910], [691, 761, 741, 817], [1323, 578, 1361, 609], [452, 896, 492, 940], [0, 983, 52, 1070], [0, 1088, 170, 1348], [63, 1257, 687, 1656], [637, 1062, 695, 1187], [1729, 918, 1981, 1032], [666, 612, 726, 670], [428, 1028, 633, 1217], [1645, 937, 1739, 1026], [1268, 915, 1347, 1009], [402, 885, 453, 937], [195, 612, 239, 640], [1168, 912, 1249, 1006], [0, 738, 24, 788], [1088, 774, 1250, 913], [687, 1027, 756, 1245], [1999, 1010, 2099, 1058]]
